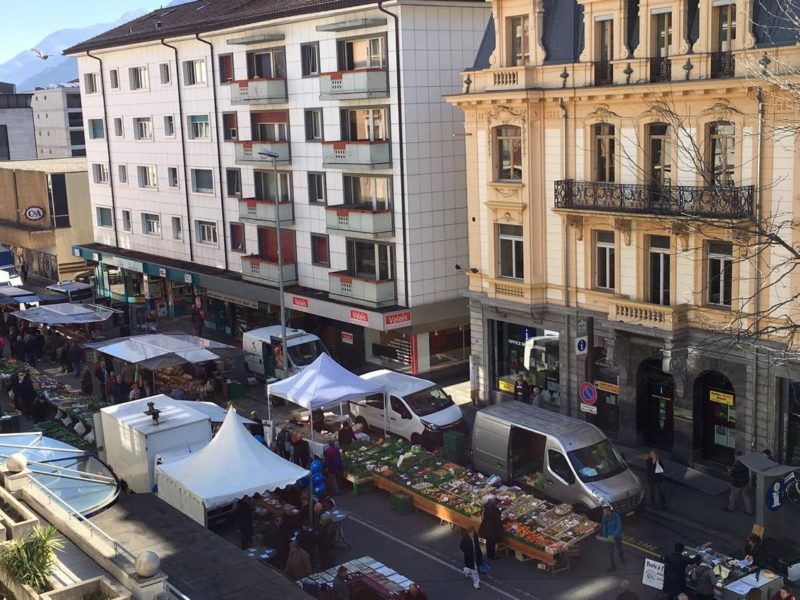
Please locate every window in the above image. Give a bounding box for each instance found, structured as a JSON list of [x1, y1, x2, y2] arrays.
[[70, 130, 85, 146], [346, 241, 393, 280], [708, 122, 735, 186], [133, 117, 153, 140], [160, 62, 171, 85], [88, 118, 105, 139], [187, 115, 210, 140], [301, 43, 320, 76], [191, 168, 214, 193], [142, 213, 161, 236], [121, 210, 132, 232], [113, 117, 124, 137], [222, 112, 238, 141], [308, 172, 327, 205], [509, 16, 530, 66], [218, 54, 234, 83], [648, 235, 671, 306], [496, 126, 522, 181], [96, 206, 113, 227], [196, 220, 218, 245], [593, 123, 616, 182], [92, 163, 109, 184], [183, 59, 207, 85], [118, 164, 128, 184], [255, 170, 291, 202], [715, 4, 736, 52], [597, 18, 613, 62], [246, 49, 285, 79], [252, 114, 287, 142], [647, 123, 671, 186], [708, 241, 733, 307], [337, 37, 386, 70], [128, 66, 149, 90], [0, 126, 9, 161], [548, 450, 575, 484], [84, 73, 99, 94], [654, 12, 672, 57], [498, 224, 524, 279], [341, 108, 388, 141], [311, 234, 330, 266], [68, 112, 83, 127], [168, 167, 179, 188], [137, 165, 157, 188], [594, 231, 615, 291], [304, 109, 323, 141], [226, 168, 242, 197], [164, 115, 175, 137], [172, 216, 182, 240], [343, 175, 390, 209], [109, 69, 119, 89], [66, 94, 82, 109], [230, 223, 246, 252]]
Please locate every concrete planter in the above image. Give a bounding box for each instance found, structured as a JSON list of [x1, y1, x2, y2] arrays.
[[0, 561, 44, 600], [0, 486, 39, 539], [41, 576, 131, 600]]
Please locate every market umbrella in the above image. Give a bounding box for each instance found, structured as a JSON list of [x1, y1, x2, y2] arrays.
[[85, 334, 238, 370], [12, 303, 116, 325]]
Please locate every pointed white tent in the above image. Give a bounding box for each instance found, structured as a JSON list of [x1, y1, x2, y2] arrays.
[[155, 407, 308, 525]]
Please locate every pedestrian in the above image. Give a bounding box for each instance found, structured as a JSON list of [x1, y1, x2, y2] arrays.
[[318, 512, 338, 569], [616, 579, 638, 600], [323, 441, 343, 493], [68, 342, 84, 378], [744, 533, 764, 567], [19, 372, 36, 419], [662, 543, 699, 599], [292, 433, 311, 469], [725, 450, 754, 515], [599, 505, 625, 571], [771, 585, 797, 600], [513, 373, 531, 404], [128, 383, 142, 402], [693, 561, 717, 600], [337, 420, 356, 448], [20, 263, 28, 284], [332, 565, 349, 600], [531, 385, 545, 407], [236, 496, 253, 550], [276, 426, 293, 460], [284, 540, 312, 581], [646, 450, 667, 509], [81, 368, 94, 395], [459, 528, 482, 590], [762, 448, 774, 461], [478, 496, 503, 560], [191, 304, 205, 337]]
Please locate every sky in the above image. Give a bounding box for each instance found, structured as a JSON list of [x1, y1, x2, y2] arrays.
[[0, 1, 166, 63]]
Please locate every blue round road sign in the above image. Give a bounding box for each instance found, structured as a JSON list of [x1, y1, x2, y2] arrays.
[[580, 382, 597, 405]]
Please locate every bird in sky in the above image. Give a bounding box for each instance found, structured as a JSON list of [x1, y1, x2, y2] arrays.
[[30, 48, 49, 60]]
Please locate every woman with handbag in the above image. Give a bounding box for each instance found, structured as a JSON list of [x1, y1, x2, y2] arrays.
[[459, 528, 483, 590], [646, 450, 666, 509]]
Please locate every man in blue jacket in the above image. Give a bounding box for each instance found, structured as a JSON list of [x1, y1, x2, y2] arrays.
[[600, 505, 625, 571]]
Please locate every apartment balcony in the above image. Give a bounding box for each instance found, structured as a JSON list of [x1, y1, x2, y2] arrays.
[[710, 51, 736, 79], [229, 78, 287, 104], [609, 299, 689, 332], [554, 180, 754, 219], [233, 140, 290, 165], [238, 198, 294, 224], [594, 61, 614, 86], [322, 140, 391, 169], [649, 57, 672, 83], [319, 69, 388, 100], [328, 270, 396, 308], [325, 205, 393, 238], [241, 255, 297, 286]]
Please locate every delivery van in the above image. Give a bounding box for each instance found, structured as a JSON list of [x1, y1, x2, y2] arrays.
[[0, 247, 22, 287], [350, 370, 466, 449], [243, 325, 327, 379], [46, 281, 95, 304], [472, 402, 644, 516]]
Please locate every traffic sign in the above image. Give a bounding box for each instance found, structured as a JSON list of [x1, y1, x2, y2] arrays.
[[767, 480, 786, 511], [579, 382, 597, 405], [575, 336, 588, 356]]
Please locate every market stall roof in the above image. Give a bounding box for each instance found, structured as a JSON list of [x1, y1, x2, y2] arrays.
[[0, 286, 39, 305], [12, 302, 115, 325], [86, 334, 238, 369], [267, 353, 385, 410], [192, 401, 255, 426], [155, 408, 308, 510]]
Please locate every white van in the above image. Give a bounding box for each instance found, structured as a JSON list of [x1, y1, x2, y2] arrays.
[[350, 370, 466, 449], [243, 325, 327, 379]]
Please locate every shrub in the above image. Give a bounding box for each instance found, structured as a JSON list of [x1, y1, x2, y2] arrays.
[[0, 525, 64, 592]]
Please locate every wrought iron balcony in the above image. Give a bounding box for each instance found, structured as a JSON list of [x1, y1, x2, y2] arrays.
[[594, 61, 613, 86], [554, 179, 754, 219], [710, 51, 736, 79], [650, 57, 672, 83]]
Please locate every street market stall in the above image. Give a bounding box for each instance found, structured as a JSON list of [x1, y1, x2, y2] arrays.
[[11, 302, 116, 325], [682, 545, 788, 599], [300, 556, 422, 599]]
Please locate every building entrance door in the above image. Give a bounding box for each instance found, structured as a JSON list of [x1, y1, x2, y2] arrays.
[[695, 371, 736, 464], [637, 357, 675, 450]]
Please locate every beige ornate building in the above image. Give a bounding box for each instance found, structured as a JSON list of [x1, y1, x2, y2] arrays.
[[449, 0, 800, 468]]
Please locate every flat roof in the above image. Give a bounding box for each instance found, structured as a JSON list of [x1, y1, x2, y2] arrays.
[[101, 395, 210, 435], [0, 157, 87, 174]]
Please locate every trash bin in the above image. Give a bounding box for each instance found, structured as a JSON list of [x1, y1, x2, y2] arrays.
[[226, 380, 245, 400]]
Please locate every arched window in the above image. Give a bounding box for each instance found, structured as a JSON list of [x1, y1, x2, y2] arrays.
[[495, 125, 522, 181], [707, 121, 735, 186]]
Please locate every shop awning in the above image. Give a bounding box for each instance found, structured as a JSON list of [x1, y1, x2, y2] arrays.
[[12, 302, 116, 325], [0, 295, 39, 305], [86, 334, 239, 370]]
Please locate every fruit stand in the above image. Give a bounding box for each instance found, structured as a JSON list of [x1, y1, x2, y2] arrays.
[[343, 438, 597, 567]]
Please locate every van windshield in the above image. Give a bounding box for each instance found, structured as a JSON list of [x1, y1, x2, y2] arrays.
[[404, 385, 453, 417], [567, 439, 627, 483], [287, 340, 326, 367]]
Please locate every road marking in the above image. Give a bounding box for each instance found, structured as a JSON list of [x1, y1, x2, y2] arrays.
[[349, 513, 538, 600], [622, 535, 661, 558]]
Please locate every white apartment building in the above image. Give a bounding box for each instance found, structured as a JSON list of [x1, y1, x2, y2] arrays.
[[31, 84, 86, 158], [66, 0, 489, 375], [0, 92, 36, 161]]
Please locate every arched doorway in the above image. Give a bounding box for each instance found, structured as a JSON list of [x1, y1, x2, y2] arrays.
[[694, 371, 736, 464], [637, 357, 675, 450]]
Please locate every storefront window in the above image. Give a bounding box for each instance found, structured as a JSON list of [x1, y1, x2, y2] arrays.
[[492, 321, 560, 407], [428, 326, 470, 370]]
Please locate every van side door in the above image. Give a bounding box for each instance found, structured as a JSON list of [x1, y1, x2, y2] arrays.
[[472, 417, 511, 480], [350, 393, 385, 431], [389, 395, 417, 440], [544, 447, 580, 503]]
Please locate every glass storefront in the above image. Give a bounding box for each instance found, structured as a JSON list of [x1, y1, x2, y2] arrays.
[[428, 326, 470, 371], [491, 320, 560, 408]]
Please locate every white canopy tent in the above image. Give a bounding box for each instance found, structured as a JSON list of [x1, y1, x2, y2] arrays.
[[155, 407, 308, 526], [86, 334, 237, 370], [12, 302, 116, 325]]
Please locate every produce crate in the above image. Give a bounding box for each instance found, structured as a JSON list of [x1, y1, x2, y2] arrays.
[[390, 491, 414, 514], [443, 431, 468, 463]]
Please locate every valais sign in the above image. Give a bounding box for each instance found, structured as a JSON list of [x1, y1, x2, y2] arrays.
[[350, 309, 369, 325], [384, 311, 412, 331], [291, 296, 310, 311]]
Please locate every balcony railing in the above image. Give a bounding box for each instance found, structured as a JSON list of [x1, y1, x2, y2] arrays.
[[325, 205, 393, 238], [594, 61, 613, 86], [322, 140, 391, 168], [238, 198, 294, 224], [710, 51, 736, 79], [229, 78, 287, 104], [328, 270, 396, 308], [319, 69, 388, 100], [241, 255, 297, 286], [554, 180, 754, 219], [233, 140, 290, 165], [650, 57, 672, 83], [609, 299, 689, 332]]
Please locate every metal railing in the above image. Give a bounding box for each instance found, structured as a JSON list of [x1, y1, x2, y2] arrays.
[[554, 179, 754, 218], [649, 57, 672, 83], [710, 51, 736, 79], [594, 61, 613, 86]]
